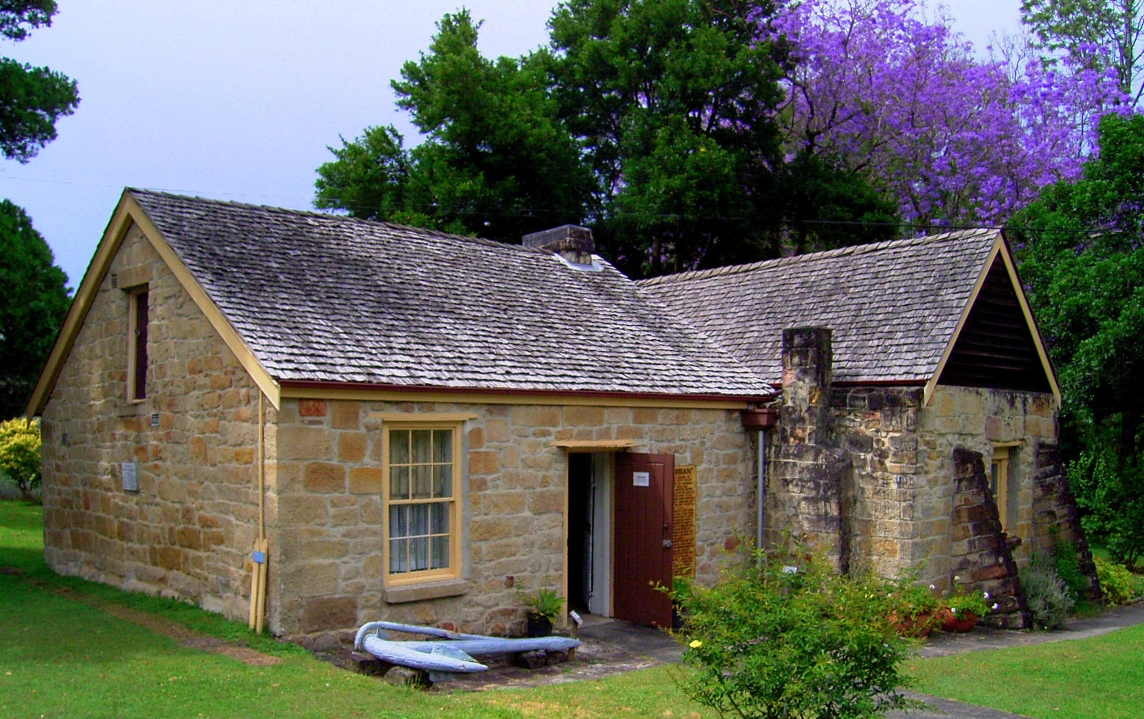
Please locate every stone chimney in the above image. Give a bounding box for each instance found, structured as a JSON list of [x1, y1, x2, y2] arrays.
[[768, 326, 850, 570], [523, 225, 594, 265]]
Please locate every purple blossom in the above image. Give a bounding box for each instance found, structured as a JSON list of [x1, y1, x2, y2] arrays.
[[761, 0, 1131, 226]]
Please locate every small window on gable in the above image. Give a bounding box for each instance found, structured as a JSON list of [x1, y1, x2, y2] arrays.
[[383, 423, 461, 586], [127, 288, 149, 402]]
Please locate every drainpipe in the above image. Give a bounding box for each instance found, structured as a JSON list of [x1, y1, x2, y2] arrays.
[[741, 406, 778, 551], [757, 430, 766, 551]]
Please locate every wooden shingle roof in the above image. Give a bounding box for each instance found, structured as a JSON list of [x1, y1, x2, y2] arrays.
[[638, 230, 1002, 385], [128, 190, 773, 399]]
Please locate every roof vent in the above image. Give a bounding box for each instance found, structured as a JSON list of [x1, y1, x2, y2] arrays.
[[523, 225, 594, 265]]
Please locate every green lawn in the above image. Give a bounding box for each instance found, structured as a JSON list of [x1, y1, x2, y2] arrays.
[[911, 623, 1144, 719], [5, 500, 1144, 719], [0, 501, 709, 719]]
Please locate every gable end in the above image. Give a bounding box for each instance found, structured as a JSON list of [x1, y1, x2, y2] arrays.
[[928, 238, 1059, 402]]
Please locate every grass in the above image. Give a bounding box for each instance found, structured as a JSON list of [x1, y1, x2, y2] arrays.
[[0, 500, 711, 719], [911, 623, 1144, 719], [6, 500, 1144, 719]]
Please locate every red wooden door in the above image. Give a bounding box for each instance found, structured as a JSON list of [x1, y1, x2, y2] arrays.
[[613, 452, 674, 627]]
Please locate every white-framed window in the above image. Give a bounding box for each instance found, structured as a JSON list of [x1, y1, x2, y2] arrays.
[[382, 423, 461, 586]]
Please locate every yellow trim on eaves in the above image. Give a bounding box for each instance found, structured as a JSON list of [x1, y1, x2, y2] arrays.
[[283, 385, 752, 410], [25, 190, 281, 416], [123, 194, 281, 409]]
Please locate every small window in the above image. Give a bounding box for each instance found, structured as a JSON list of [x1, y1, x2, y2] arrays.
[[383, 424, 460, 586], [991, 446, 1011, 531], [127, 289, 148, 401]]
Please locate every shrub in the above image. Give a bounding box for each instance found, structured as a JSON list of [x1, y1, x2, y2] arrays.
[[1069, 447, 1144, 570], [1051, 537, 1090, 601], [671, 547, 916, 719], [1094, 557, 1136, 605], [1020, 553, 1075, 629], [0, 418, 40, 500]]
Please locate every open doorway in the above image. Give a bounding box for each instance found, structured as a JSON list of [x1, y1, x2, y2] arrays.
[[567, 452, 611, 617]]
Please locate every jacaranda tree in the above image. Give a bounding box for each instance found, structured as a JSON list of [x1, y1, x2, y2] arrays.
[[767, 0, 1128, 227]]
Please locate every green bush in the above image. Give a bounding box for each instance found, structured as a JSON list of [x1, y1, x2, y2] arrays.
[[0, 417, 40, 500], [1052, 537, 1090, 601], [1020, 553, 1075, 629], [1069, 447, 1144, 570], [1094, 557, 1137, 605], [671, 547, 916, 719]]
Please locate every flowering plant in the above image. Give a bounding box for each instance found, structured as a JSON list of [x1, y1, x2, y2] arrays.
[[946, 588, 991, 617]]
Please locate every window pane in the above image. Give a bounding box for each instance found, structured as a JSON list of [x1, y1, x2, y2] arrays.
[[431, 536, 449, 569], [410, 537, 429, 572], [409, 503, 429, 536], [433, 465, 452, 498], [412, 429, 432, 463], [390, 466, 409, 499], [389, 539, 407, 574], [411, 465, 432, 499], [390, 430, 409, 465], [433, 430, 452, 463], [389, 505, 408, 539], [431, 502, 450, 535]]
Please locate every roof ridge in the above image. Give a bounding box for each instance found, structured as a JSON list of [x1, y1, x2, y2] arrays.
[[127, 188, 548, 257], [637, 227, 1001, 287]]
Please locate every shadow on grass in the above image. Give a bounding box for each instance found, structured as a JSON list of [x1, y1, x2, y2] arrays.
[[0, 500, 300, 658]]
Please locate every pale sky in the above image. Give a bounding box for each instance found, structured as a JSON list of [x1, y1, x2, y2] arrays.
[[0, 0, 1023, 288]]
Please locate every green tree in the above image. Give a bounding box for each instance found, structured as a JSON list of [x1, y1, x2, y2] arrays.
[[1020, 0, 1144, 103], [316, 11, 592, 242], [0, 1, 79, 162], [0, 200, 70, 418], [0, 417, 40, 499], [546, 0, 895, 276], [1009, 113, 1144, 565], [317, 2, 896, 277]]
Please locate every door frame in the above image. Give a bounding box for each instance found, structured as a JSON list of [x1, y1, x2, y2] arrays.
[[562, 451, 616, 622]]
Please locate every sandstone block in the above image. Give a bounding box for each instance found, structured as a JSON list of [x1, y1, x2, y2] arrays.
[[510, 406, 560, 428], [563, 405, 604, 425], [278, 425, 334, 460], [469, 451, 500, 476], [304, 462, 346, 493], [298, 399, 327, 418], [337, 432, 367, 463], [301, 595, 358, 632], [348, 467, 382, 495], [485, 419, 510, 442], [330, 401, 360, 429]]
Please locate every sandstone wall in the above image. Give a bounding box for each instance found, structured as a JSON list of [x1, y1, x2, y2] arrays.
[[914, 386, 1057, 587], [949, 447, 1030, 629], [40, 223, 263, 620], [269, 399, 753, 643], [829, 386, 923, 580]]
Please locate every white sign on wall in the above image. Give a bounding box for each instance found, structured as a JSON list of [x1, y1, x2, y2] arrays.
[[120, 462, 138, 492], [632, 471, 650, 487]]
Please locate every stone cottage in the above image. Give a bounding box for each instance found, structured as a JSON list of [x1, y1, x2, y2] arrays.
[[28, 190, 1093, 640], [642, 230, 1099, 627]]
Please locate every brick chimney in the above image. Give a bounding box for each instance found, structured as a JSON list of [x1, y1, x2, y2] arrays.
[[522, 225, 594, 265]]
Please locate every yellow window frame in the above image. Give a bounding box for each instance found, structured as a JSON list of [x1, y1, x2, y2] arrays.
[[991, 443, 1019, 531], [381, 422, 462, 587]]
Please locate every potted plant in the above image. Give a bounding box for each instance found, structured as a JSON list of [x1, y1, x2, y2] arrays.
[[887, 581, 940, 637], [519, 588, 563, 637], [938, 584, 991, 632]]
